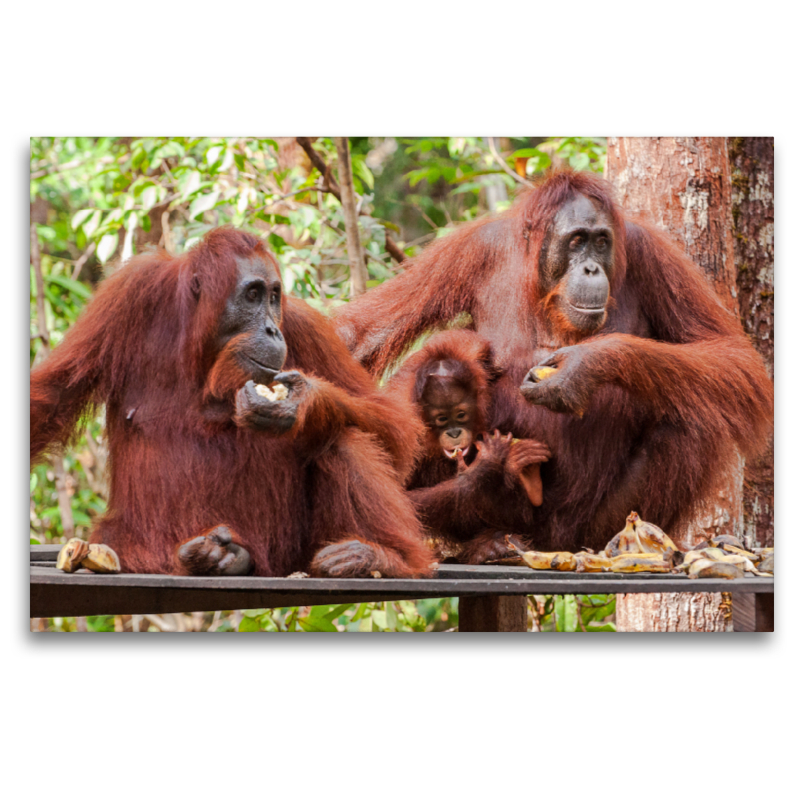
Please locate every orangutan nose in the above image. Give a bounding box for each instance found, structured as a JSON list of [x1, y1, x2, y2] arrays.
[[446, 428, 463, 439]]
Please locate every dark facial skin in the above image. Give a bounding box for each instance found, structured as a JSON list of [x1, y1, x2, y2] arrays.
[[218, 255, 287, 384], [540, 195, 615, 333], [421, 369, 478, 459]]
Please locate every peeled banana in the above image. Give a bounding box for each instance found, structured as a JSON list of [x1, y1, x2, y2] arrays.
[[531, 366, 558, 381], [255, 382, 289, 401]]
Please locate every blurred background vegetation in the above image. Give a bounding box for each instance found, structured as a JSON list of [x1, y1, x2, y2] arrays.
[[30, 135, 613, 632]]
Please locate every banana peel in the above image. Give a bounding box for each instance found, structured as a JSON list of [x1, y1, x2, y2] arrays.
[[55, 538, 89, 572], [757, 553, 774, 574], [687, 558, 744, 580], [605, 511, 680, 562], [81, 544, 121, 573], [505, 536, 576, 571], [609, 553, 672, 573], [574, 552, 612, 573], [56, 540, 121, 574]]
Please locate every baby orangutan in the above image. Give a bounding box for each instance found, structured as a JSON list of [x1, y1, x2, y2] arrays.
[[386, 330, 552, 563]]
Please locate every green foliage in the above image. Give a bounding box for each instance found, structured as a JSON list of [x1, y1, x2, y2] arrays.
[[238, 598, 458, 632], [532, 594, 616, 632], [30, 136, 608, 632]]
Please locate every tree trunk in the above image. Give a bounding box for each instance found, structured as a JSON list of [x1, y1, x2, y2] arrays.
[[607, 137, 739, 632], [729, 137, 774, 548], [615, 592, 732, 633], [334, 137, 369, 298]]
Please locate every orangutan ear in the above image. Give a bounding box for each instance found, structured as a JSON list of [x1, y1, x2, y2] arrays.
[[190, 274, 201, 299]]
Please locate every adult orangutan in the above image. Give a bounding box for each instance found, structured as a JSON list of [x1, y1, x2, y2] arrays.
[[384, 329, 551, 562], [335, 170, 774, 552], [30, 227, 431, 578]]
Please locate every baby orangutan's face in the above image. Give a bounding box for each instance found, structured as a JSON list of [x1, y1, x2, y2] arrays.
[[421, 373, 478, 460]]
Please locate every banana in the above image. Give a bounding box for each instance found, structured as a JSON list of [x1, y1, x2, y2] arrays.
[[81, 543, 121, 573], [519, 551, 577, 571], [605, 511, 679, 559], [56, 539, 121, 574], [688, 559, 744, 580], [531, 366, 557, 381], [255, 382, 288, 401], [758, 553, 774, 574], [606, 513, 640, 556], [609, 553, 672, 573], [720, 543, 758, 561], [56, 538, 90, 572], [574, 552, 612, 573], [631, 514, 679, 557], [709, 535, 748, 549]]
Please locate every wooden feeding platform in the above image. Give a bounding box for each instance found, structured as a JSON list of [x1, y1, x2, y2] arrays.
[[29, 545, 774, 631]]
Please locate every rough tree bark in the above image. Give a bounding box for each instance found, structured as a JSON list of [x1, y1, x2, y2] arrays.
[[729, 137, 774, 549], [607, 137, 740, 632], [334, 137, 369, 298]]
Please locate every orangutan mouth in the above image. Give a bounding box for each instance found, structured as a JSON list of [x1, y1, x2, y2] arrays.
[[444, 444, 471, 460]]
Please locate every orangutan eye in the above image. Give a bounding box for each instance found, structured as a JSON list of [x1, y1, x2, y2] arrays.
[[456, 411, 467, 422], [436, 415, 448, 426], [596, 235, 608, 249], [246, 286, 262, 303], [569, 234, 586, 249]]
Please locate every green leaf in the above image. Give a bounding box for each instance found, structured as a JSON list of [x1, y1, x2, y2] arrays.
[[30, 473, 38, 492], [206, 145, 223, 167], [238, 616, 261, 632], [352, 156, 374, 190], [46, 274, 92, 300], [512, 148, 543, 158], [189, 191, 220, 219], [554, 595, 578, 632], [141, 185, 158, 211], [97, 233, 118, 264], [323, 604, 354, 621], [570, 153, 591, 171], [180, 170, 202, 200], [71, 209, 94, 230], [298, 617, 338, 632], [72, 510, 92, 526]]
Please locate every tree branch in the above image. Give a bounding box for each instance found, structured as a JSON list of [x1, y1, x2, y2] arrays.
[[488, 137, 535, 188], [296, 137, 406, 264], [335, 138, 369, 298]]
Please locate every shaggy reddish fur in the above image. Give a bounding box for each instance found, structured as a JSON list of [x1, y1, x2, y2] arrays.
[[385, 329, 548, 558], [335, 170, 774, 550], [30, 227, 431, 577]]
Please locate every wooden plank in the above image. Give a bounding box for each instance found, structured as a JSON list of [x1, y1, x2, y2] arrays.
[[30, 565, 773, 619], [755, 593, 774, 632], [459, 595, 527, 632], [733, 593, 756, 632]]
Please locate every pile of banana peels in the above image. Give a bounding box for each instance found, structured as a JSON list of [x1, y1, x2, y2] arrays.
[[497, 511, 774, 580]]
